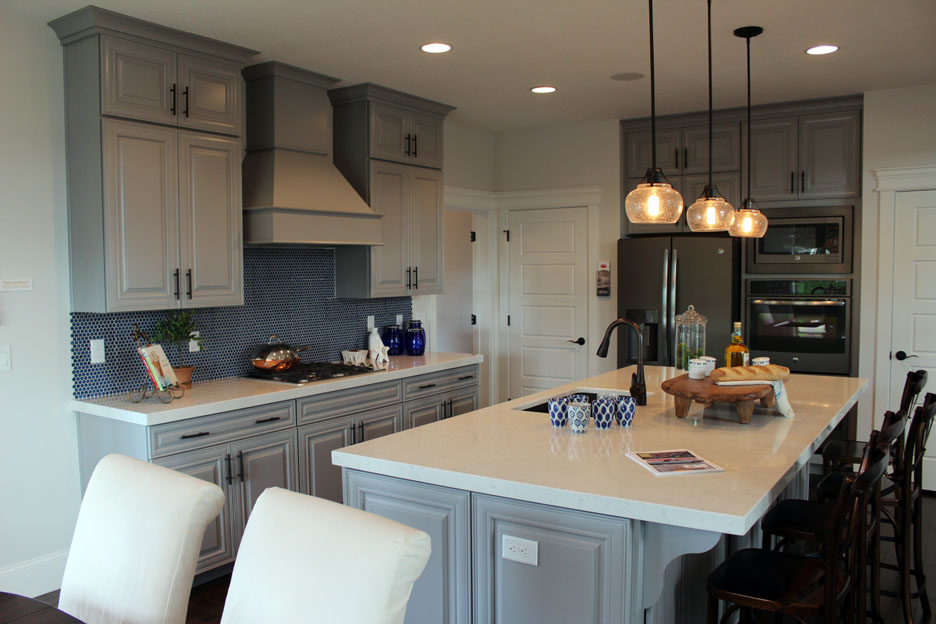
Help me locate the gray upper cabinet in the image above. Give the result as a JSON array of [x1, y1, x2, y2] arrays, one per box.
[[50, 6, 256, 312], [370, 102, 410, 163], [102, 36, 177, 125], [625, 123, 739, 179], [411, 168, 444, 294], [369, 161, 411, 297], [410, 113, 445, 169], [744, 110, 860, 202], [178, 132, 243, 307]]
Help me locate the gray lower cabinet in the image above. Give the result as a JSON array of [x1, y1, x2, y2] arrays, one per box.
[[744, 110, 860, 201], [155, 428, 298, 573], [404, 382, 481, 429], [473, 494, 630, 624], [345, 471, 471, 624]]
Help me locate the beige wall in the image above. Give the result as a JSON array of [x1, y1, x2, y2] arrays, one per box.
[[857, 83, 936, 438], [0, 10, 81, 595], [494, 119, 622, 372], [443, 120, 496, 191]]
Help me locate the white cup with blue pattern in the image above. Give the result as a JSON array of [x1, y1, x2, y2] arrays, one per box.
[[548, 396, 569, 428], [592, 398, 616, 429], [567, 393, 590, 404], [617, 395, 636, 427], [568, 402, 590, 434]]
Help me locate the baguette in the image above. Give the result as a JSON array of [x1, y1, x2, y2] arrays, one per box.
[[710, 364, 790, 382]]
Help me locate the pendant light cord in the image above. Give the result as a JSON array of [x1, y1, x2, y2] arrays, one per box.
[[707, 0, 713, 188], [745, 34, 752, 202], [649, 0, 657, 176]]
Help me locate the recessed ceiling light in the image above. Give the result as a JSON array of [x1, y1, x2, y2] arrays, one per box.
[[420, 42, 452, 54], [530, 86, 557, 94], [610, 72, 644, 82], [806, 44, 838, 55]]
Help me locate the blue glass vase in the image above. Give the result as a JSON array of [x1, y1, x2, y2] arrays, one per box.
[[382, 325, 403, 356], [405, 320, 426, 356]]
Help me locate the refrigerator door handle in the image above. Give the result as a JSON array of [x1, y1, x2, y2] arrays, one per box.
[[660, 248, 670, 364], [669, 248, 678, 363]]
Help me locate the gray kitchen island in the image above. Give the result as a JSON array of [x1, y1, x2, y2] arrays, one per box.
[[333, 365, 867, 624]]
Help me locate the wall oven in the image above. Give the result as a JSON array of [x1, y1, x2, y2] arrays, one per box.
[[746, 206, 853, 274], [745, 279, 851, 374]]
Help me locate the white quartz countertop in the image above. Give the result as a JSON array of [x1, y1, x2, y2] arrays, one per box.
[[71, 353, 482, 426], [333, 366, 867, 535]]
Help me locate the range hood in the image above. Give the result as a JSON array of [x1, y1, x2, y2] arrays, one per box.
[[242, 61, 382, 246]]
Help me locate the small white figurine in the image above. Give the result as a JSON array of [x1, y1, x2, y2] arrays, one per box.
[[367, 327, 390, 370]]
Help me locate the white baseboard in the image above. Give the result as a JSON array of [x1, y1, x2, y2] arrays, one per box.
[[924, 456, 936, 493], [0, 549, 68, 597]]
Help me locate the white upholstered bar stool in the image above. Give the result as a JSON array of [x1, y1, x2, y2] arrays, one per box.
[[220, 487, 431, 624], [58, 454, 225, 624]]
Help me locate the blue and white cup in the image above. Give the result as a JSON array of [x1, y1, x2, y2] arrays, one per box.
[[688, 358, 707, 380], [752, 356, 770, 366], [617, 395, 636, 427], [592, 398, 616, 429], [548, 396, 569, 428], [568, 402, 590, 434], [567, 393, 590, 404]]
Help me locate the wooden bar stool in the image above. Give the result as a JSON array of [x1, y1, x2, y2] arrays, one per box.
[[707, 443, 890, 624]]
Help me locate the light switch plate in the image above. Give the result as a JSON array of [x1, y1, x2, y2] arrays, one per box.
[[502, 534, 538, 566], [0, 345, 11, 372], [189, 331, 201, 352], [90, 339, 105, 364], [396, 314, 404, 325], [367, 315, 375, 331]]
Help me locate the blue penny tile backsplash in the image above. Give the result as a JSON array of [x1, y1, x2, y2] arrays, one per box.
[[71, 247, 412, 398]]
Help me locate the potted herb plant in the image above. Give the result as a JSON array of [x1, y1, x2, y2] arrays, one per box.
[[153, 310, 203, 388]]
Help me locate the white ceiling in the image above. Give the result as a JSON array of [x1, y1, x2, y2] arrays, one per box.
[[10, 0, 936, 132]]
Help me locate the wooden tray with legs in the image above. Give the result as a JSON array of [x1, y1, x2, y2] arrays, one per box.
[[660, 374, 776, 424]]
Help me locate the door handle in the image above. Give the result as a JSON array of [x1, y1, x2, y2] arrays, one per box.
[[895, 351, 918, 361], [567, 337, 586, 345]]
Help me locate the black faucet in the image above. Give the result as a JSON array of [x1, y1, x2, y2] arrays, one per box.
[[596, 318, 647, 406]]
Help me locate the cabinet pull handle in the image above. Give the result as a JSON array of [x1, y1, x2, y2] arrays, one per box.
[[183, 86, 190, 117], [674, 148, 679, 169], [684, 147, 688, 168], [405, 133, 411, 156], [349, 424, 355, 444], [413, 266, 418, 289], [419, 383, 437, 389], [790, 171, 795, 194], [186, 269, 193, 299], [255, 416, 282, 424], [413, 134, 418, 158], [358, 422, 364, 441], [406, 267, 412, 290], [173, 269, 180, 299], [224, 454, 232, 485], [170, 83, 177, 115], [458, 375, 474, 381], [447, 399, 454, 418], [441, 400, 447, 419], [237, 451, 245, 482], [181, 431, 209, 439], [800, 171, 805, 193]]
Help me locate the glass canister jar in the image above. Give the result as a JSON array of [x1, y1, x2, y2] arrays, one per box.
[[405, 320, 426, 356], [674, 305, 707, 371], [382, 324, 403, 356]]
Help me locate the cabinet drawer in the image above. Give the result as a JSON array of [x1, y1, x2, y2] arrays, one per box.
[[149, 400, 296, 458], [297, 380, 402, 424], [403, 365, 480, 400]]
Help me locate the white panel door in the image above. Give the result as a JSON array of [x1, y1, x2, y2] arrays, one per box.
[[890, 190, 936, 489], [436, 209, 476, 355], [508, 207, 588, 399]]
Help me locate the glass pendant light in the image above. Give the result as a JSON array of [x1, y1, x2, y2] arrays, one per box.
[[625, 0, 684, 224], [729, 26, 768, 238], [687, 0, 735, 231]]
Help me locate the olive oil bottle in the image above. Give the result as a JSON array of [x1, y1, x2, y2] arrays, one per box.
[[725, 321, 750, 367]]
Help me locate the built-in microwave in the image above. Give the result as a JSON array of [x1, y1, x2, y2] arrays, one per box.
[[746, 206, 853, 274]]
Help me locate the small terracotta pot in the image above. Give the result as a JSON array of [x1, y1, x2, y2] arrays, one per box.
[[173, 366, 194, 389]]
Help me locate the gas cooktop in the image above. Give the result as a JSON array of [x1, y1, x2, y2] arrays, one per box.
[[246, 362, 372, 384]]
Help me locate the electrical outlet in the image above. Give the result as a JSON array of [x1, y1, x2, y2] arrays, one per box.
[[188, 331, 201, 352], [0, 345, 11, 372], [396, 314, 403, 326], [502, 535, 538, 566], [367, 315, 375, 331], [90, 339, 105, 364]]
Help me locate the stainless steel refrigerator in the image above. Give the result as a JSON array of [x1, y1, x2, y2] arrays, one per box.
[[617, 236, 740, 368]]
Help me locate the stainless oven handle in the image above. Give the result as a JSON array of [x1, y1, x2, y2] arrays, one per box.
[[669, 249, 678, 360], [660, 249, 669, 363], [749, 299, 846, 306]]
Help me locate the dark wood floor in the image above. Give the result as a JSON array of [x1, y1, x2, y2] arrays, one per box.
[[34, 495, 936, 623]]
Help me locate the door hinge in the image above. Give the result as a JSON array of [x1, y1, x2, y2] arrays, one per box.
[[507, 315, 511, 326], [471, 314, 477, 325], [503, 229, 510, 242], [470, 231, 477, 242]]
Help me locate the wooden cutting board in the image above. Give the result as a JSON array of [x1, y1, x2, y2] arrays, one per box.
[[660, 374, 776, 424]]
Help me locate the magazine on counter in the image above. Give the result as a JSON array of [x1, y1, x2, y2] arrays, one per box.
[[626, 449, 724, 476]]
